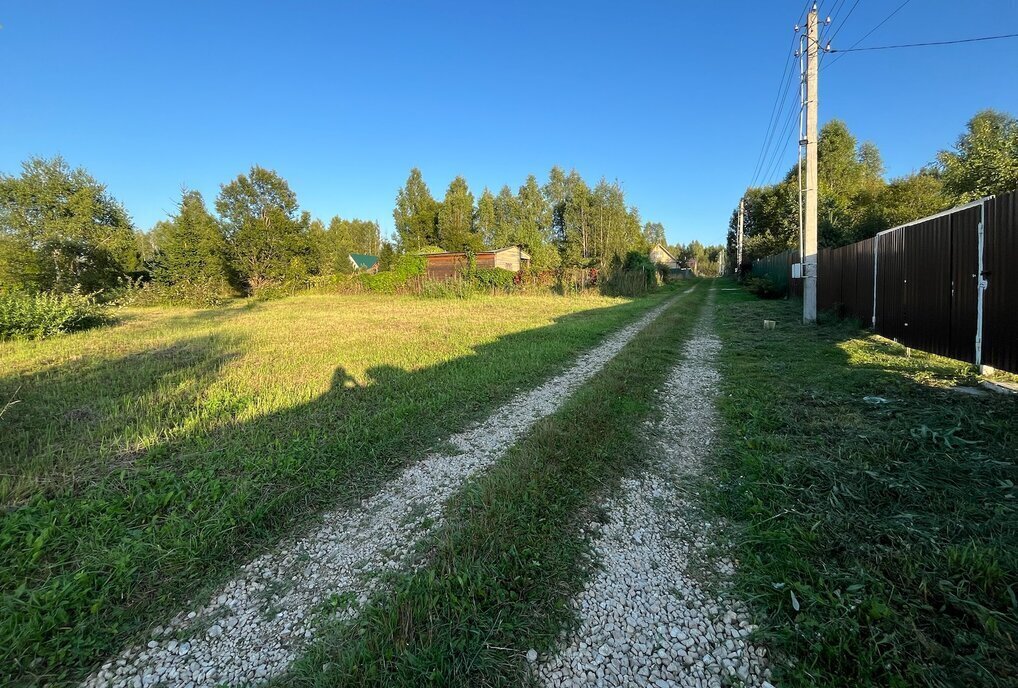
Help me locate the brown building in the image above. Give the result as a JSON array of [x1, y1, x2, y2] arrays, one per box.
[[423, 246, 531, 280]]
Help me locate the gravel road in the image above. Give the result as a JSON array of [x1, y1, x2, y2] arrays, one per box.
[[536, 288, 773, 688], [82, 292, 688, 688]]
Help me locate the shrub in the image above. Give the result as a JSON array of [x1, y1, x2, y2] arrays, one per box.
[[360, 255, 426, 294], [116, 277, 232, 308], [0, 289, 109, 340], [471, 268, 516, 293], [744, 276, 783, 299]]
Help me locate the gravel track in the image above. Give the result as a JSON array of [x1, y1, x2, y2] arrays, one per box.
[[82, 292, 688, 688], [536, 288, 773, 688]]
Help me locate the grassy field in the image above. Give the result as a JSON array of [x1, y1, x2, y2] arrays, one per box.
[[280, 286, 708, 687], [711, 283, 1017, 686], [0, 289, 676, 686]]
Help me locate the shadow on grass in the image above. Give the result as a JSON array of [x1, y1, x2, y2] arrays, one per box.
[[710, 287, 1017, 686], [0, 293, 663, 687]]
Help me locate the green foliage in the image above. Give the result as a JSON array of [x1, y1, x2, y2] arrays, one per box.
[[712, 288, 1018, 686], [359, 254, 425, 294], [393, 168, 440, 251], [0, 289, 109, 340], [215, 166, 316, 293], [938, 109, 1018, 202], [150, 190, 230, 289], [471, 267, 516, 292], [437, 176, 482, 252], [730, 109, 1018, 263], [744, 275, 781, 299], [116, 277, 230, 309], [0, 157, 139, 293], [319, 217, 382, 274]]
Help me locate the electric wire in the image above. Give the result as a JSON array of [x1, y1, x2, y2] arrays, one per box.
[[829, 32, 1018, 52], [825, 0, 912, 68]]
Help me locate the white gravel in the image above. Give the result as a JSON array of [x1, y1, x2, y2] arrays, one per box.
[[82, 292, 688, 688], [536, 288, 774, 688]]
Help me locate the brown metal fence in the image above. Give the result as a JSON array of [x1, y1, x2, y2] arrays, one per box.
[[751, 189, 1018, 373]]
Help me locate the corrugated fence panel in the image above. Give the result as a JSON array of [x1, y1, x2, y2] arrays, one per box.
[[983, 189, 1018, 373], [751, 190, 1015, 372], [876, 229, 906, 344], [903, 216, 953, 357], [950, 206, 981, 364]]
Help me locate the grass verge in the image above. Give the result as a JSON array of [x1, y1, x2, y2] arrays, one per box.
[[0, 289, 679, 686], [710, 282, 1017, 686], [279, 286, 708, 687]]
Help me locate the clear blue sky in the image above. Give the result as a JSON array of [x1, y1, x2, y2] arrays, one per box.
[[2, 1, 1016, 247]]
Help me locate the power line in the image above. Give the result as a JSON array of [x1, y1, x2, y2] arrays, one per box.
[[829, 32, 1018, 53], [748, 0, 815, 188], [823, 0, 861, 48], [825, 0, 912, 68]]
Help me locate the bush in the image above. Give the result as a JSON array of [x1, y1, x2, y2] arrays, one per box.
[[0, 289, 109, 340], [360, 255, 426, 294], [744, 276, 783, 299], [471, 268, 516, 293], [116, 277, 232, 308]]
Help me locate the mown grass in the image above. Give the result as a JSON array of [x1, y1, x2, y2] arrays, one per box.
[[279, 286, 708, 687], [0, 290, 676, 687], [710, 282, 1017, 687]]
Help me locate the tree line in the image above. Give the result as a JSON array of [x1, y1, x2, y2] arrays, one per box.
[[729, 109, 1018, 267], [393, 166, 665, 271], [0, 161, 676, 298]]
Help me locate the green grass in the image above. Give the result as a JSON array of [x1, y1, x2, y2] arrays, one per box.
[[710, 282, 1018, 687], [0, 289, 677, 686], [278, 286, 708, 687]]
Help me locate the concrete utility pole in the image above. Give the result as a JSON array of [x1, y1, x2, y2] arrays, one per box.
[[803, 4, 819, 323], [736, 197, 745, 277]]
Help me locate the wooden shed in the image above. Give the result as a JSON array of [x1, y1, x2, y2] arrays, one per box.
[[423, 246, 531, 280]]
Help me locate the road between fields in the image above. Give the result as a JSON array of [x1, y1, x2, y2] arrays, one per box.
[[536, 287, 775, 688], [82, 288, 696, 688]]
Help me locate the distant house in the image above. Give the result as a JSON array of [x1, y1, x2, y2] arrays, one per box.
[[649, 243, 680, 270], [349, 253, 380, 274], [423, 246, 531, 280]]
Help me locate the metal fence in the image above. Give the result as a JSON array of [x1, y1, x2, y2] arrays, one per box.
[[751, 189, 1017, 373]]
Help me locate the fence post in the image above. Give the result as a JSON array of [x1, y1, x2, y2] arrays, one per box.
[[975, 199, 987, 368], [871, 233, 879, 329]]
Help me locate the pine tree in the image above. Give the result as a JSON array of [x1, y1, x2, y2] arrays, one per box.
[[153, 190, 230, 288]]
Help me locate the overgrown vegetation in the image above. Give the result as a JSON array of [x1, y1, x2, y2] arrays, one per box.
[[0, 290, 672, 686], [0, 290, 109, 340], [711, 285, 1017, 686], [282, 285, 705, 687]]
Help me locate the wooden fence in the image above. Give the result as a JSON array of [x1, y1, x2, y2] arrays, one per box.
[[751, 189, 1017, 373]]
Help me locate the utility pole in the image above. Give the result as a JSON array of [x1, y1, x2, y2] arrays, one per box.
[[736, 197, 744, 277], [803, 4, 819, 323]]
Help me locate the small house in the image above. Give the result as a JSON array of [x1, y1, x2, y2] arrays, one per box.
[[649, 243, 680, 270], [423, 246, 531, 280], [349, 253, 380, 274]]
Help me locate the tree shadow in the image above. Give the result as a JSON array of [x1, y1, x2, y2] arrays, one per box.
[[0, 295, 655, 686]]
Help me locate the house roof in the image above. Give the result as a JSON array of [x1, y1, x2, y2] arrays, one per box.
[[651, 243, 677, 261], [349, 253, 379, 270]]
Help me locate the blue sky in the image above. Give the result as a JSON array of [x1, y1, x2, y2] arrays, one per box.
[[1, 1, 1016, 246]]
